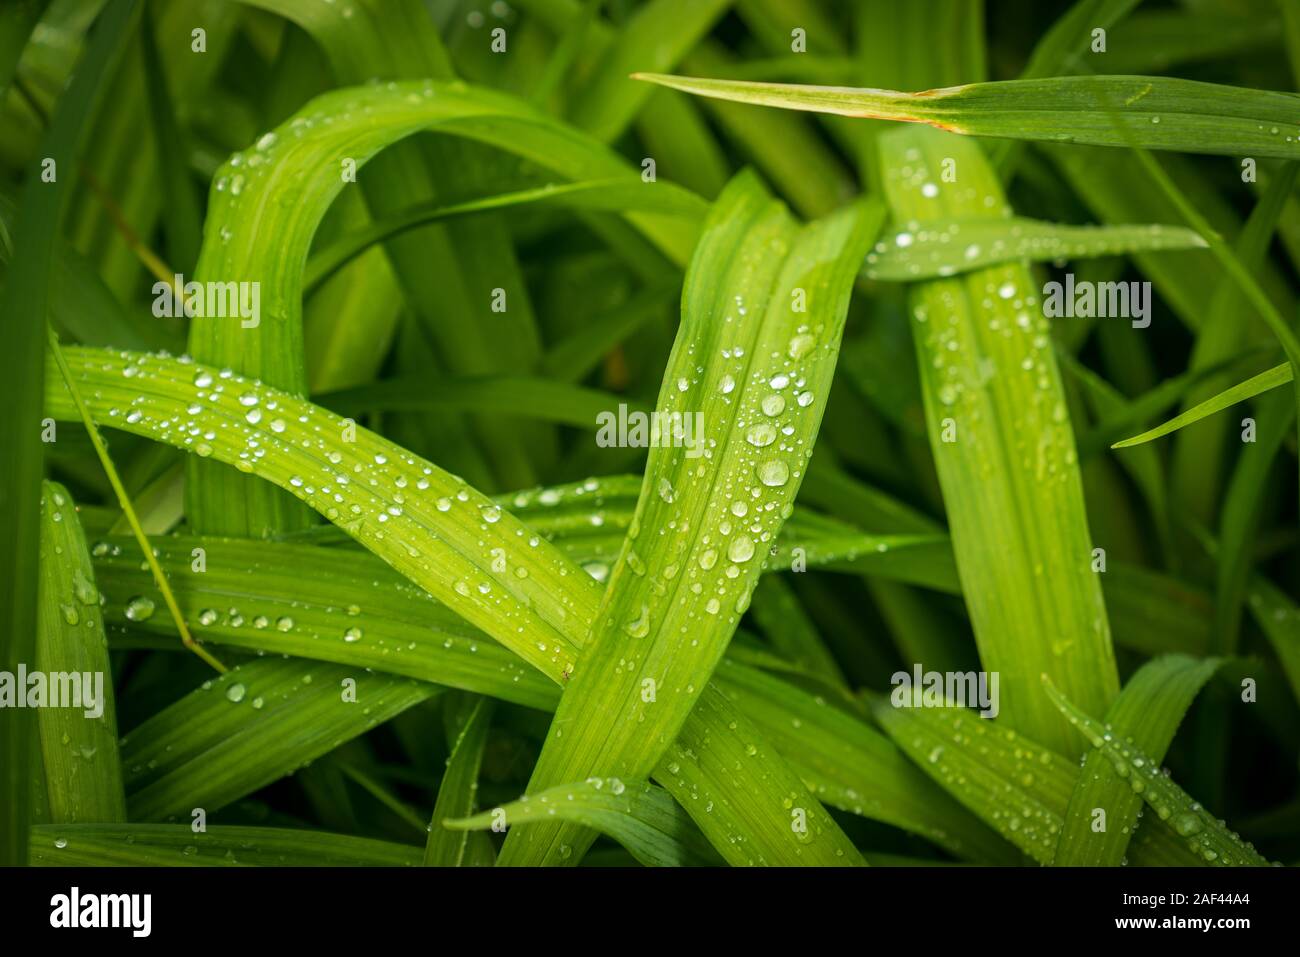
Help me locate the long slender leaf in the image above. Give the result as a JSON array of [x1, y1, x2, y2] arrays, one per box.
[[0, 0, 138, 867], [500, 174, 881, 865], [424, 696, 494, 866], [877, 125, 1118, 753], [1113, 362, 1292, 448], [1052, 655, 1220, 866], [36, 481, 126, 824], [450, 778, 722, 867], [1043, 676, 1272, 866], [30, 823, 421, 866], [864, 217, 1205, 282], [635, 72, 1300, 159]]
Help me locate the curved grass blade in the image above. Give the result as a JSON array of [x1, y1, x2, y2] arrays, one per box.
[[187, 78, 702, 536], [878, 125, 1118, 754], [92, 531, 1006, 860], [987, 0, 1142, 174], [49, 329, 226, 673], [498, 175, 882, 866], [871, 696, 1203, 866], [1043, 676, 1272, 865], [424, 696, 494, 867], [864, 217, 1205, 282], [1073, 349, 1268, 456], [44, 347, 861, 866], [714, 659, 1018, 863], [95, 536, 559, 712], [1112, 363, 1291, 448], [0, 0, 138, 866], [30, 823, 421, 867], [303, 180, 706, 296], [634, 72, 1300, 159], [123, 659, 437, 821], [449, 778, 722, 867], [872, 696, 1072, 863], [1052, 655, 1220, 866], [36, 482, 125, 824]]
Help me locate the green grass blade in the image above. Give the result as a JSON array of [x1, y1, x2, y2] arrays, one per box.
[[872, 697, 1073, 863], [1052, 655, 1220, 866], [122, 658, 437, 821], [45, 345, 866, 866], [187, 78, 701, 537], [0, 0, 138, 866], [498, 174, 882, 866], [1170, 162, 1299, 527], [95, 534, 559, 710], [635, 72, 1300, 159], [747, 575, 845, 689], [1112, 363, 1292, 448], [90, 529, 1004, 859], [863, 217, 1206, 282], [318, 376, 647, 429], [30, 823, 421, 866], [1216, 390, 1295, 655], [714, 659, 1018, 863], [449, 778, 722, 867], [567, 0, 731, 143], [872, 696, 1203, 866], [137, 6, 200, 271], [878, 125, 1118, 753], [424, 696, 493, 866], [1248, 577, 1300, 705], [1043, 676, 1272, 866], [37, 482, 126, 824], [303, 180, 704, 295]]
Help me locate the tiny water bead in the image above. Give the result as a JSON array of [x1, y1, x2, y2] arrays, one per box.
[[225, 683, 246, 703], [124, 596, 156, 622]]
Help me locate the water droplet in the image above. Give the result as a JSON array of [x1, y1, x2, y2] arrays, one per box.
[[787, 334, 815, 359], [757, 460, 790, 487], [624, 604, 650, 638], [746, 422, 777, 447], [72, 569, 98, 605], [225, 683, 246, 703], [124, 596, 156, 622], [343, 626, 363, 642], [761, 394, 785, 417], [727, 535, 755, 563]]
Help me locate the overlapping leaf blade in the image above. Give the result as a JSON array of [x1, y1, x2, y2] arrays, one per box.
[[498, 173, 881, 865]]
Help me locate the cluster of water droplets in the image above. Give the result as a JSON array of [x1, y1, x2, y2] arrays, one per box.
[[887, 145, 1076, 488], [900, 708, 1065, 861], [76, 349, 593, 683], [1059, 705, 1269, 865], [615, 294, 830, 653], [864, 219, 1192, 281]]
